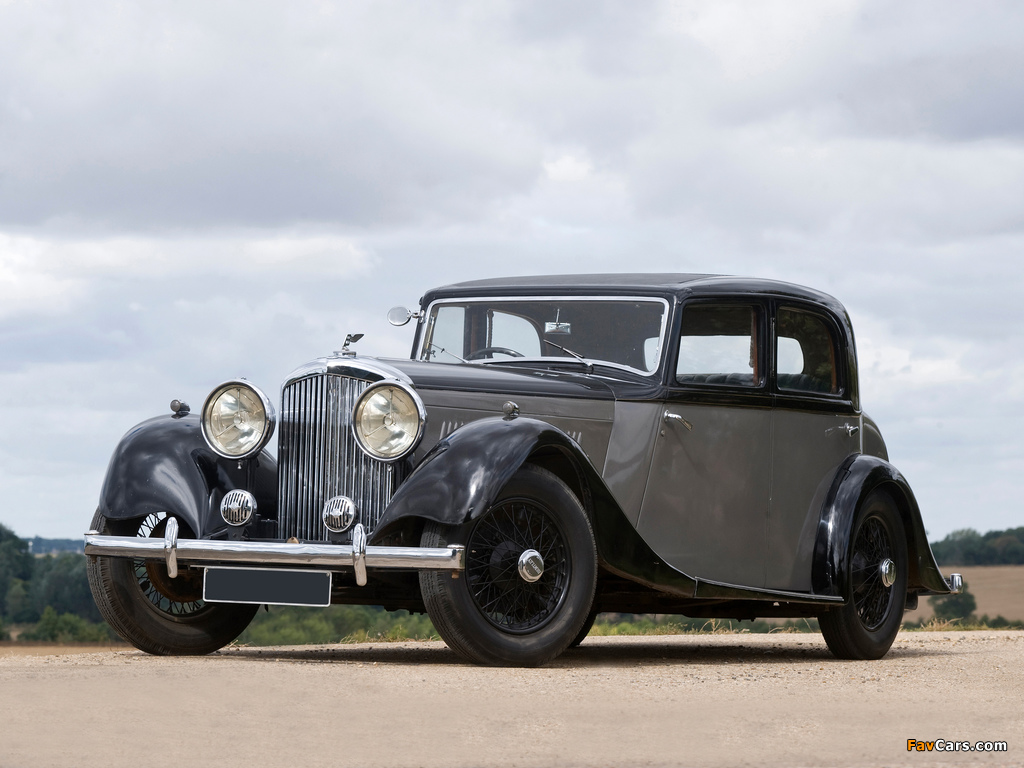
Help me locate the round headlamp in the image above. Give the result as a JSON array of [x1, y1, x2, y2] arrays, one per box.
[[201, 380, 276, 459], [352, 382, 425, 461]]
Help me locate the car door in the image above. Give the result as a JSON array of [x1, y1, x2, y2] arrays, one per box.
[[766, 303, 861, 591], [636, 300, 772, 588]]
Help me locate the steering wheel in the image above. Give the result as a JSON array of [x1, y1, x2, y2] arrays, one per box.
[[467, 346, 524, 360]]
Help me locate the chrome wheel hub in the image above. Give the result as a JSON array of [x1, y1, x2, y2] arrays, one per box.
[[879, 558, 896, 588], [517, 549, 545, 583]]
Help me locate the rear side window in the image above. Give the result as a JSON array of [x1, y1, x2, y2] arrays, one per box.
[[776, 308, 839, 395], [676, 304, 763, 387]]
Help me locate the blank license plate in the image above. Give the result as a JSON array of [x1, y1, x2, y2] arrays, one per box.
[[203, 567, 332, 607]]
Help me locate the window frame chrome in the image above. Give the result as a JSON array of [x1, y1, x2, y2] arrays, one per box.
[[417, 295, 672, 378]]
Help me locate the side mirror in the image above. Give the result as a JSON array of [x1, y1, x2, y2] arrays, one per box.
[[388, 306, 422, 327], [388, 307, 412, 327]]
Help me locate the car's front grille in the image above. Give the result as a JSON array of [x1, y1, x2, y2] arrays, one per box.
[[277, 373, 407, 541]]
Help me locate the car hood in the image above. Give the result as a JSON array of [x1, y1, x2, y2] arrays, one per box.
[[378, 358, 618, 401]]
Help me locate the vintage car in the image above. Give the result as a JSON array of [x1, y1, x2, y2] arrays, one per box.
[[85, 274, 961, 666]]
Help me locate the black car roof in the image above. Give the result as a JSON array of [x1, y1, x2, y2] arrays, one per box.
[[424, 273, 844, 310]]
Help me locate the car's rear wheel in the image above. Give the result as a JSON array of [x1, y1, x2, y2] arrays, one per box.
[[87, 510, 258, 655], [820, 489, 908, 660], [420, 465, 597, 666]]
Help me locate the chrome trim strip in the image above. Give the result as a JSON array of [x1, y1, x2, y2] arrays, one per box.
[[85, 532, 465, 574], [418, 295, 672, 377], [283, 357, 415, 391], [694, 577, 845, 604]]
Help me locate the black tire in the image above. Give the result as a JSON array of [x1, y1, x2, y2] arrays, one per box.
[[420, 465, 597, 666], [820, 489, 908, 660], [87, 510, 258, 655], [568, 606, 599, 648]]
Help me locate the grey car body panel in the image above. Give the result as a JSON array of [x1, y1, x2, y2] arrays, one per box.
[[413, 390, 614, 471], [638, 402, 772, 587], [381, 357, 622, 399], [861, 412, 888, 460], [600, 401, 664, 526], [767, 410, 860, 591]]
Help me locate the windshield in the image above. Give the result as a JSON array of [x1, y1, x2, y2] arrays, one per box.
[[417, 296, 669, 375]]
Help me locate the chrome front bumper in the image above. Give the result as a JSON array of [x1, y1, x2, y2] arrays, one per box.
[[84, 520, 464, 587]]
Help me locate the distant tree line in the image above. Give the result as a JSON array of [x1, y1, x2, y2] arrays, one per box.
[[0, 523, 106, 641], [930, 527, 1024, 565]]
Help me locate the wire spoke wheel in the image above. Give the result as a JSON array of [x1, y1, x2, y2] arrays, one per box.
[[466, 499, 569, 633], [419, 465, 597, 666], [819, 489, 907, 660], [87, 509, 257, 655], [134, 513, 207, 618], [849, 516, 894, 631]]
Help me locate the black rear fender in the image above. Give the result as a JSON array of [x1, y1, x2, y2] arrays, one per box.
[[812, 454, 949, 599]]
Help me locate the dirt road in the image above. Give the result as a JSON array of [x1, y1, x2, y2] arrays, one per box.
[[1, 631, 1021, 768]]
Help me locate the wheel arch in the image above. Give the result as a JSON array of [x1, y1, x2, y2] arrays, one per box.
[[99, 414, 277, 539], [812, 454, 950, 600], [371, 416, 698, 598]]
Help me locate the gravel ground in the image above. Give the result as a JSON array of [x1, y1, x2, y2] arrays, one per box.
[[0, 631, 1021, 768]]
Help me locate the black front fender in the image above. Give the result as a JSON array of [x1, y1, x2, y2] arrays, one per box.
[[371, 416, 697, 598], [812, 454, 949, 599], [98, 414, 277, 538], [372, 417, 574, 534]]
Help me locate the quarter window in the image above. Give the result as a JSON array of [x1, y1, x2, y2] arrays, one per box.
[[676, 304, 763, 387], [776, 308, 839, 394]]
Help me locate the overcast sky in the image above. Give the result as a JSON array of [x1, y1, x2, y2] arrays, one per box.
[[2, 0, 1022, 541]]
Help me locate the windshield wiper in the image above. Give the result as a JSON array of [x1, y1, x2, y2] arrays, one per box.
[[543, 340, 593, 373], [424, 343, 467, 363], [543, 339, 586, 360]]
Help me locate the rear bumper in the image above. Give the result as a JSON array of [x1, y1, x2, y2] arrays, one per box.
[[84, 520, 464, 587]]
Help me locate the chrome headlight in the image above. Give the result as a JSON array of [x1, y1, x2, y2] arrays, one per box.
[[201, 380, 276, 459], [352, 381, 425, 461]]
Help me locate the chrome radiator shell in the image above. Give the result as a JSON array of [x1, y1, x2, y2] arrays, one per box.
[[277, 372, 408, 541]]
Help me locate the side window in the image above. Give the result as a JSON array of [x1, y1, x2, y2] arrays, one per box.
[[422, 305, 466, 361], [676, 304, 763, 387], [776, 308, 839, 394]]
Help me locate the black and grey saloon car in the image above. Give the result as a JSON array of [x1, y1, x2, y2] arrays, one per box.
[[85, 274, 961, 665]]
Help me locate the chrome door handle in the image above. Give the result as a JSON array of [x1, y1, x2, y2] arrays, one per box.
[[827, 423, 860, 437], [664, 411, 693, 431]]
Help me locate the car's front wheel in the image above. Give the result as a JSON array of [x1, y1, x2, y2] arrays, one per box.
[[819, 489, 908, 660], [87, 510, 258, 655], [420, 465, 597, 666]]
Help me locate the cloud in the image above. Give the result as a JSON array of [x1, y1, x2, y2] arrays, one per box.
[[1, 0, 1023, 538]]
